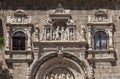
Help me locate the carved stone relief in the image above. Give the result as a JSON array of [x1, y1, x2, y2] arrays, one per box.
[[45, 68, 74, 79], [39, 25, 81, 41], [6, 10, 31, 24]]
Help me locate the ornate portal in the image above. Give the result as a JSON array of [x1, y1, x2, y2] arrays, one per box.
[[45, 68, 74, 79]]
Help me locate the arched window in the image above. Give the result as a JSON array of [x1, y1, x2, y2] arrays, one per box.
[[12, 31, 25, 50], [94, 31, 107, 50]]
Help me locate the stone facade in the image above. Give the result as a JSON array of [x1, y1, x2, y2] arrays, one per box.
[[0, 0, 120, 79]]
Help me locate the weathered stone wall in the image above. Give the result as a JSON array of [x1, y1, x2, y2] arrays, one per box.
[[0, 0, 120, 79]]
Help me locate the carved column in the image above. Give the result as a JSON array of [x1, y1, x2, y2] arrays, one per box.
[[5, 27, 10, 51], [109, 26, 114, 49], [27, 30, 31, 51], [88, 26, 92, 50], [35, 28, 39, 42]]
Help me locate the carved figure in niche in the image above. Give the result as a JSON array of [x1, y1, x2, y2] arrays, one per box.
[[81, 25, 86, 41], [40, 32, 45, 41], [52, 31, 56, 40], [64, 28, 69, 40], [46, 29, 51, 40], [98, 16, 103, 22], [69, 29, 74, 40], [61, 27, 65, 40], [55, 26, 61, 40]]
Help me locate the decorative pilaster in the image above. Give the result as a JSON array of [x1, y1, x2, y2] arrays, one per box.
[[108, 26, 114, 50], [27, 30, 31, 51], [88, 26, 92, 50], [5, 27, 10, 51]]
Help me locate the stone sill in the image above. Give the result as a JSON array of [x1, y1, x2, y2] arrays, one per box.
[[87, 49, 115, 54], [87, 22, 113, 25], [87, 58, 116, 62], [5, 50, 33, 54], [5, 59, 33, 63]]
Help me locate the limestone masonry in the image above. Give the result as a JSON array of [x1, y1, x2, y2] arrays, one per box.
[[0, 0, 120, 79]]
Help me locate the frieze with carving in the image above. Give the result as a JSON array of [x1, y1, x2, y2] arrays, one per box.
[[40, 25, 81, 41]]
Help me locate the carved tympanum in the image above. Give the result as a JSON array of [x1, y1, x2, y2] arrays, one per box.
[[45, 68, 74, 79]]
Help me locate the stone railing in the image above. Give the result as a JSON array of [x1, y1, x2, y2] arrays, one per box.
[[6, 16, 32, 24], [88, 15, 112, 23]]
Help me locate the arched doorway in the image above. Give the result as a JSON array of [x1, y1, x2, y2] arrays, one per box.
[[30, 53, 93, 79], [35, 58, 85, 79]]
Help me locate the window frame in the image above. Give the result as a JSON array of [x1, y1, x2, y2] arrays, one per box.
[[93, 31, 108, 50], [12, 31, 26, 51]]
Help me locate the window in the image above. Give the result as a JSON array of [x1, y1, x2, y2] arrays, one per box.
[[12, 31, 25, 50], [94, 31, 107, 50]]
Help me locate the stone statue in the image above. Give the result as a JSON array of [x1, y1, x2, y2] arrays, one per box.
[[61, 27, 65, 40], [69, 29, 74, 40], [52, 31, 56, 40], [81, 25, 86, 41], [76, 32, 80, 40], [55, 26, 60, 40], [46, 29, 51, 40], [64, 28, 69, 40]]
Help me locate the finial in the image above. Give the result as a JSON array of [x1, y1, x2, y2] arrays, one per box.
[[57, 3, 63, 8]]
